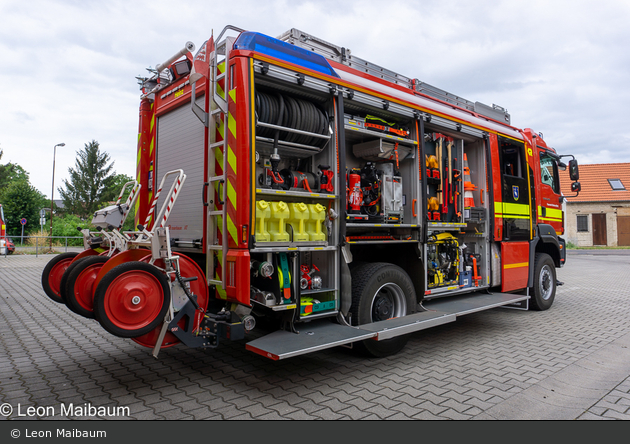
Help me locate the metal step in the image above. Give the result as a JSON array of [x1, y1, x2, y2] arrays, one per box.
[[246, 291, 530, 360], [245, 310, 455, 360], [246, 322, 376, 361], [422, 291, 529, 315], [357, 310, 455, 340]]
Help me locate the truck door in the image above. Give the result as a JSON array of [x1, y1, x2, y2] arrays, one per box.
[[498, 137, 530, 291], [537, 149, 563, 234]]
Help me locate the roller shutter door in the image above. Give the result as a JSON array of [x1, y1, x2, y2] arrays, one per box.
[[155, 101, 205, 249]]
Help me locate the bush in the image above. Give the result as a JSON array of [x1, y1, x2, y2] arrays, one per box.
[[566, 241, 577, 249], [51, 214, 93, 246]]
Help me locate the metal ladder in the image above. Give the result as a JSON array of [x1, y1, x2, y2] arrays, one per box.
[[205, 26, 244, 289]]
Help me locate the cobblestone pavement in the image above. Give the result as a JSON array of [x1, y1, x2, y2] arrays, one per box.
[[1, 252, 629, 420]]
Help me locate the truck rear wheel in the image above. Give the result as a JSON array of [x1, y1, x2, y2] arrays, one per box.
[[530, 253, 556, 311], [350, 262, 416, 358]]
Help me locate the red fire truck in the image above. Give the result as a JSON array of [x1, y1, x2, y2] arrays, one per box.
[[42, 26, 581, 359]]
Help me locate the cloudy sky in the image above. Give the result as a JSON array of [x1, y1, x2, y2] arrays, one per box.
[[1, 0, 629, 198]]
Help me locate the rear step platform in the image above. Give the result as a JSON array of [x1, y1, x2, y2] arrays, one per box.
[[246, 291, 529, 360]]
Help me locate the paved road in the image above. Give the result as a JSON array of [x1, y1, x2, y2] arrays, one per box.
[[1, 251, 629, 420]]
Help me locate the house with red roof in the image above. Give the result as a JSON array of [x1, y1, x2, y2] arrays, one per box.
[[559, 163, 630, 247]]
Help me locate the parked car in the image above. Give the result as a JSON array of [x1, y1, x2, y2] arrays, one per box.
[[1, 237, 15, 254]]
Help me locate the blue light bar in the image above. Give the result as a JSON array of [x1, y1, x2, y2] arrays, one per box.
[[233, 32, 340, 78]]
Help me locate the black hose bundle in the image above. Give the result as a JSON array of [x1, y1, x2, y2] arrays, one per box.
[[255, 91, 328, 148]]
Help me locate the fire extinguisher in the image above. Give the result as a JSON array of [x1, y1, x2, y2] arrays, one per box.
[[348, 171, 362, 213]]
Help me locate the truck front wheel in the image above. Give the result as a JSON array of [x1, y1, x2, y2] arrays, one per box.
[[530, 253, 556, 311], [350, 262, 416, 358]]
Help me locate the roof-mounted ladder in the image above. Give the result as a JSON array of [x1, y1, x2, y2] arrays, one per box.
[[277, 28, 511, 125]]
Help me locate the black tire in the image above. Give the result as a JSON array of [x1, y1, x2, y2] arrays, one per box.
[[530, 253, 556, 311], [93, 261, 171, 338], [59, 256, 92, 304], [350, 262, 417, 358], [41, 252, 79, 303], [65, 256, 110, 318]]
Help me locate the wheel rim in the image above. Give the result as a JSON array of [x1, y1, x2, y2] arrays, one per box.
[[371, 283, 407, 322], [74, 263, 105, 311], [539, 265, 554, 301], [133, 253, 209, 349], [103, 270, 165, 331], [49, 258, 74, 296]]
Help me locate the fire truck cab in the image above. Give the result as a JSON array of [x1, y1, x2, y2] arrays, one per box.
[[128, 26, 581, 359]]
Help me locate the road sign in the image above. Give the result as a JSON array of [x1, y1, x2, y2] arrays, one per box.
[[20, 218, 27, 225]]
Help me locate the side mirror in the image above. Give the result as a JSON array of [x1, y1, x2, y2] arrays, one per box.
[[571, 182, 581, 193], [569, 159, 579, 181]]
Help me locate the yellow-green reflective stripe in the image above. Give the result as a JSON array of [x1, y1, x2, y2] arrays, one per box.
[[503, 202, 530, 216], [228, 115, 237, 140], [215, 146, 224, 167], [217, 215, 237, 244], [227, 215, 238, 244], [216, 62, 226, 100], [227, 181, 236, 209], [217, 118, 225, 138], [227, 146, 237, 174], [215, 250, 227, 299], [494, 202, 502, 215], [538, 206, 562, 219], [495, 202, 531, 219]]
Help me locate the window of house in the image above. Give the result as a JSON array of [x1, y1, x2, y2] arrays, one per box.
[[608, 179, 625, 191], [577, 214, 588, 232]]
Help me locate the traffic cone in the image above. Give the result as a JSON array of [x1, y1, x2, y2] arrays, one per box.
[[463, 153, 476, 208]]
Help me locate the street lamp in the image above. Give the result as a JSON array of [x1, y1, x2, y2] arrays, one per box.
[[50, 143, 65, 249]]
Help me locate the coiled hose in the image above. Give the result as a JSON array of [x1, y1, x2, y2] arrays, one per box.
[[255, 91, 329, 148]]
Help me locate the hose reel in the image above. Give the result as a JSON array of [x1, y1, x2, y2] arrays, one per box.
[[255, 90, 329, 149]]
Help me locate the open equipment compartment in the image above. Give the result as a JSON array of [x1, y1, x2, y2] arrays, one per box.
[[422, 122, 491, 299], [250, 64, 341, 322], [343, 98, 421, 247]]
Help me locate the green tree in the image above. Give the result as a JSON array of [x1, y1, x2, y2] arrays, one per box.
[[100, 173, 135, 203], [1, 180, 48, 235], [58, 140, 115, 219], [0, 149, 30, 197]]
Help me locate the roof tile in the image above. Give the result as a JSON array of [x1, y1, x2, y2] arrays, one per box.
[[559, 162, 630, 202]]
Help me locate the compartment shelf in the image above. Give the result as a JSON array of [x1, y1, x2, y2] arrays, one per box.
[[345, 239, 419, 245], [301, 287, 335, 295], [252, 300, 297, 312], [251, 245, 337, 253], [428, 222, 467, 230], [346, 223, 419, 228], [345, 125, 418, 145], [256, 188, 337, 200]]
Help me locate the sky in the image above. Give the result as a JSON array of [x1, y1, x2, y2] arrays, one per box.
[[1, 0, 629, 199]]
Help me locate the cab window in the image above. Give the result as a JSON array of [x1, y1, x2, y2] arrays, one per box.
[[539, 152, 559, 193]]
